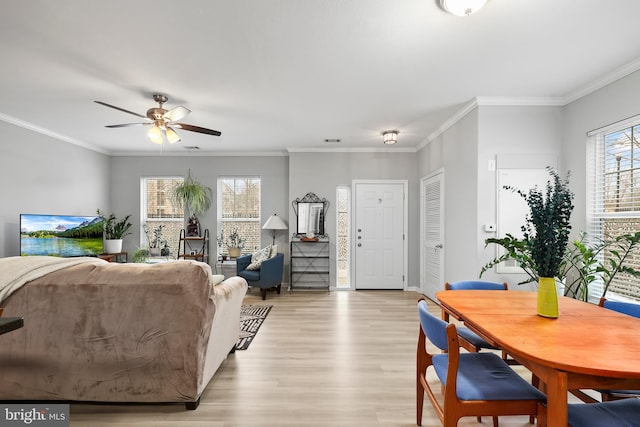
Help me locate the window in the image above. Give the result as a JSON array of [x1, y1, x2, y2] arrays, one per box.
[[141, 177, 184, 254], [336, 186, 351, 288], [217, 177, 261, 258], [588, 123, 640, 301]]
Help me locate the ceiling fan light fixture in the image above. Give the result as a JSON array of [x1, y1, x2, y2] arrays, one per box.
[[382, 130, 399, 145], [438, 0, 487, 16], [166, 127, 181, 144], [148, 125, 164, 144]]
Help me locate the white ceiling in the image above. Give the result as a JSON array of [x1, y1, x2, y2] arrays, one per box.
[[2, 0, 640, 155]]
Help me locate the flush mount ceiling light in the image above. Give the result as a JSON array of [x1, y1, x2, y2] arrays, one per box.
[[438, 0, 487, 16], [382, 130, 399, 145]]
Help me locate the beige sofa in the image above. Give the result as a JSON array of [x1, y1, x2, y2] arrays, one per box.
[[0, 258, 247, 409]]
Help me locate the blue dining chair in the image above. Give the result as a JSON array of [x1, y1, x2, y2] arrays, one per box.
[[568, 398, 640, 427], [416, 299, 546, 427], [443, 281, 511, 359], [598, 298, 640, 402]]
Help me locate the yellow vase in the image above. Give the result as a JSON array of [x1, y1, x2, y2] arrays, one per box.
[[537, 277, 559, 318]]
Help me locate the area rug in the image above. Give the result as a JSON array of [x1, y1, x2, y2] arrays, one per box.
[[235, 304, 272, 350]]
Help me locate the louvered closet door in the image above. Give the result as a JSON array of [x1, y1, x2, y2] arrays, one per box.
[[421, 172, 444, 301]]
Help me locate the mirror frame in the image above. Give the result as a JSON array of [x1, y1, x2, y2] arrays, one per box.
[[292, 192, 330, 237]]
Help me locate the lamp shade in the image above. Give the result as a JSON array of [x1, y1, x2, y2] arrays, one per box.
[[262, 214, 288, 230], [147, 126, 164, 144]]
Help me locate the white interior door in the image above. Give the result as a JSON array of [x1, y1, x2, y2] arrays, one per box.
[[421, 171, 444, 301], [353, 181, 406, 290]]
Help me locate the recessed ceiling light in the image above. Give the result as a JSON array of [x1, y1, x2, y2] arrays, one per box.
[[438, 0, 487, 16]]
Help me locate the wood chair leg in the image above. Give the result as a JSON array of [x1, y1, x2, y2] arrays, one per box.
[[260, 288, 267, 300]]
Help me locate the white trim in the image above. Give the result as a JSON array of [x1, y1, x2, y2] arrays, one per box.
[[565, 57, 640, 105], [0, 112, 109, 155]]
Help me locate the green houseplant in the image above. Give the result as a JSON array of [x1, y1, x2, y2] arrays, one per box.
[[563, 231, 640, 301], [97, 209, 132, 254], [484, 167, 574, 317], [224, 228, 245, 258], [172, 169, 212, 236]]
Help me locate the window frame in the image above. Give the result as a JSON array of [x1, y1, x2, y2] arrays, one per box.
[[216, 176, 261, 259]]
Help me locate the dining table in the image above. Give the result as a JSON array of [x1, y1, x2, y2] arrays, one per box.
[[436, 290, 640, 427]]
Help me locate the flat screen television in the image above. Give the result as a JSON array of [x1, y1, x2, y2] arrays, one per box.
[[20, 214, 104, 257]]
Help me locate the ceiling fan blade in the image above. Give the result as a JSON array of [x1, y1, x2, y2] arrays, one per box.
[[94, 100, 147, 119], [164, 106, 190, 123], [105, 122, 150, 128], [174, 123, 222, 136]]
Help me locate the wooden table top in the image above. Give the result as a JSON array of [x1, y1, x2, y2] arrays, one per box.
[[437, 290, 640, 379]]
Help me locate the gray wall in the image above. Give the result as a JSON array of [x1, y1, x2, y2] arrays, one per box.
[[563, 69, 640, 233], [0, 121, 110, 257], [289, 151, 420, 288], [109, 155, 289, 260], [417, 105, 564, 288]]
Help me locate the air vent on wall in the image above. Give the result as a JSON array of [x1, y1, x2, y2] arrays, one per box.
[[324, 138, 342, 143], [183, 146, 200, 150]]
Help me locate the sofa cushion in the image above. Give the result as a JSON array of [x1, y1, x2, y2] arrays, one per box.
[[211, 274, 225, 285], [246, 245, 272, 270]]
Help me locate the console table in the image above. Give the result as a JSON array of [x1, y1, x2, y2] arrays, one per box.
[[290, 239, 330, 292]]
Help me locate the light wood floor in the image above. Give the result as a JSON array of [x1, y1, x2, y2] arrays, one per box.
[[69, 288, 557, 426]]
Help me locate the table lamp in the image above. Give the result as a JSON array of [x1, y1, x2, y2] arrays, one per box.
[[262, 214, 288, 245]]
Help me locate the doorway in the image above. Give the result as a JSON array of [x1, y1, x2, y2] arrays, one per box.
[[420, 170, 444, 301], [353, 180, 407, 290]]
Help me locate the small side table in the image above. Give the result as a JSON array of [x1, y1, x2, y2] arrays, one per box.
[[0, 317, 24, 335], [99, 252, 128, 263]]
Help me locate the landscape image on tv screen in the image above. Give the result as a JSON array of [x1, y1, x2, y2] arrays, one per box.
[[20, 214, 104, 257]]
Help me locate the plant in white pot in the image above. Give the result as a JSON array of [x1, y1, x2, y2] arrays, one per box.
[[97, 209, 132, 254], [172, 170, 212, 237]]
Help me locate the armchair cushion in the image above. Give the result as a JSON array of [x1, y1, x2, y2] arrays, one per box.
[[246, 245, 272, 270]]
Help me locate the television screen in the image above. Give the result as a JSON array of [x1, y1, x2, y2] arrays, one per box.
[[20, 214, 104, 257]]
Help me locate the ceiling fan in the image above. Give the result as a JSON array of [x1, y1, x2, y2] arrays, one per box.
[[95, 94, 221, 144]]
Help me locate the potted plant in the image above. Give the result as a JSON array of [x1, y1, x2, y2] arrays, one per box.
[[484, 167, 574, 318], [97, 209, 132, 254], [144, 224, 166, 256], [563, 231, 640, 301], [224, 228, 245, 258], [172, 169, 212, 236]]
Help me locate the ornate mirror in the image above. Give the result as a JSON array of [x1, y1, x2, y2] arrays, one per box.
[[292, 192, 329, 237]]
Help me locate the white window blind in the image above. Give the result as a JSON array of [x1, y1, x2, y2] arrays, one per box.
[[587, 125, 640, 301], [217, 176, 261, 257]]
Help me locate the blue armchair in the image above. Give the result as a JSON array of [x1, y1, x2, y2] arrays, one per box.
[[236, 253, 284, 300]]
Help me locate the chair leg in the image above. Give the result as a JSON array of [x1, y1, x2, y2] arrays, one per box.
[[260, 288, 267, 300], [276, 284, 281, 294]]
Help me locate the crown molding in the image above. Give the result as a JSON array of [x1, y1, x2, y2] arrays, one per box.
[[563, 57, 640, 105], [287, 146, 417, 153], [0, 112, 109, 155]]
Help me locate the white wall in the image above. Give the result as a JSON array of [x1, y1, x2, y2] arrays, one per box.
[[0, 121, 110, 257]]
